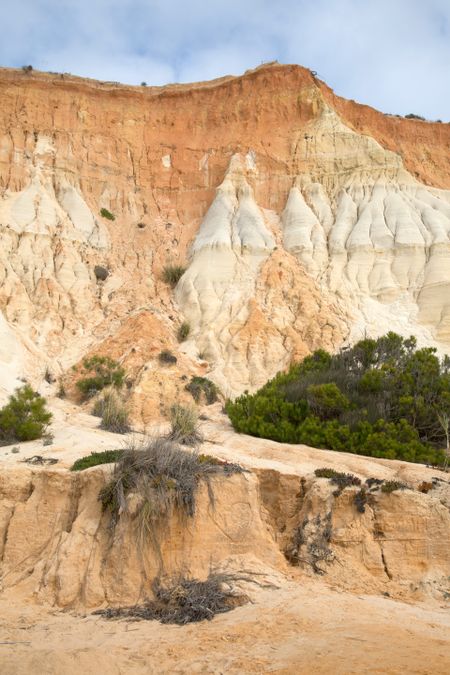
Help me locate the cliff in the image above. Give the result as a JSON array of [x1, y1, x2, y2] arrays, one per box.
[[0, 62, 449, 415]]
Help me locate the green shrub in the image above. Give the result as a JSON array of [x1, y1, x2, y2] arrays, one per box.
[[76, 356, 125, 399], [185, 376, 219, 404], [93, 390, 130, 433], [177, 322, 190, 342], [168, 404, 202, 445], [306, 383, 350, 420], [71, 449, 123, 471], [226, 333, 449, 466], [94, 265, 109, 281], [0, 386, 52, 444], [162, 265, 186, 287], [405, 113, 426, 121], [381, 480, 409, 494], [100, 207, 115, 221], [314, 467, 341, 479], [158, 350, 177, 365]]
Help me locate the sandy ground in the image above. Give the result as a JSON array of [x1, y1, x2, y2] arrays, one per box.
[[1, 579, 449, 674]]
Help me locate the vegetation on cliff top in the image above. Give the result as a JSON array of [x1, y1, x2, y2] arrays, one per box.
[[226, 333, 449, 465]]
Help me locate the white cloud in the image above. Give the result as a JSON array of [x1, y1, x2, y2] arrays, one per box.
[[0, 0, 449, 119]]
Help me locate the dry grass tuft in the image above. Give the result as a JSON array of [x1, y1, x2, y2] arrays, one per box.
[[99, 437, 244, 554], [93, 572, 248, 624], [93, 390, 130, 434], [167, 403, 203, 446]]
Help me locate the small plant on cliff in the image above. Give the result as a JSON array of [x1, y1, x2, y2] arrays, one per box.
[[93, 572, 248, 624], [405, 113, 426, 121], [76, 356, 125, 399], [158, 349, 177, 365], [285, 513, 333, 574], [0, 385, 52, 444], [93, 390, 130, 434], [100, 207, 115, 221], [314, 468, 361, 496], [71, 449, 123, 471], [162, 265, 186, 287], [381, 480, 409, 494], [185, 376, 219, 405], [177, 322, 190, 342], [354, 487, 369, 513], [99, 437, 243, 555], [167, 404, 202, 446]]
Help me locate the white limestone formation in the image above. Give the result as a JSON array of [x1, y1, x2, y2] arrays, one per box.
[[175, 112, 450, 392]]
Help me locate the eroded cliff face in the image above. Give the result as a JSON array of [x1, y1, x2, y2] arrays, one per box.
[[0, 63, 449, 407], [0, 463, 448, 609]]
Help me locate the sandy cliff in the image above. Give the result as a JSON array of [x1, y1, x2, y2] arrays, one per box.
[[0, 62, 449, 409]]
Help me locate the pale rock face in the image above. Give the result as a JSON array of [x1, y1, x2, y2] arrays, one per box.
[[0, 147, 112, 387], [176, 154, 345, 396], [176, 155, 277, 393], [279, 110, 450, 348], [174, 115, 450, 392], [0, 314, 25, 401]]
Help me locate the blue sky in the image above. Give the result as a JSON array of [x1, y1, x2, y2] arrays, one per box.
[[1, 0, 449, 119]]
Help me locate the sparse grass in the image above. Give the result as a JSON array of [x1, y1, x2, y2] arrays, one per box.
[[71, 449, 123, 471], [167, 404, 202, 446], [162, 265, 185, 287], [158, 350, 177, 365], [197, 453, 246, 475], [57, 378, 66, 398], [93, 390, 130, 434], [177, 322, 190, 342], [93, 572, 247, 624], [185, 376, 219, 405], [98, 437, 244, 553], [100, 207, 115, 221]]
